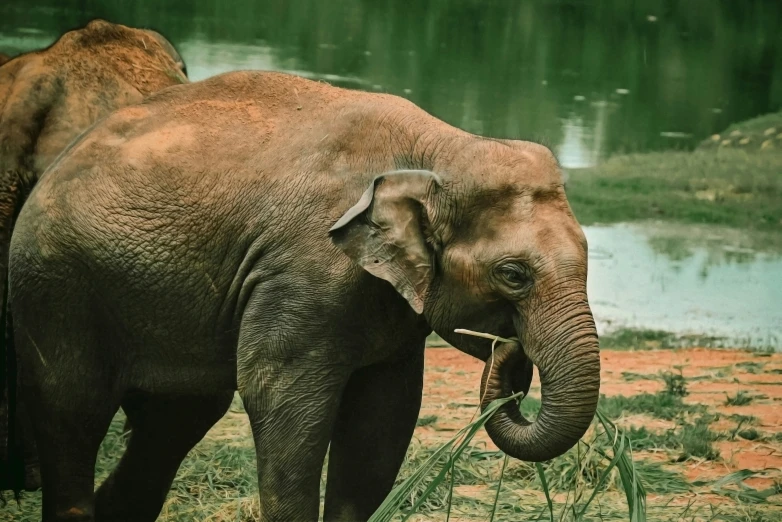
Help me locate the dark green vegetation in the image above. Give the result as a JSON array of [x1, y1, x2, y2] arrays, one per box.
[[699, 111, 782, 152], [598, 329, 682, 350], [661, 370, 688, 397], [567, 101, 782, 232], [737, 428, 760, 441], [598, 371, 722, 462], [416, 415, 438, 427], [597, 327, 778, 352], [626, 420, 719, 461]]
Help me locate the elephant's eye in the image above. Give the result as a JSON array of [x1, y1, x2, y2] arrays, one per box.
[[496, 263, 532, 290]]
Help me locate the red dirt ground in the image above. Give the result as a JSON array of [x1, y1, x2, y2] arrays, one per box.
[[417, 345, 782, 509]]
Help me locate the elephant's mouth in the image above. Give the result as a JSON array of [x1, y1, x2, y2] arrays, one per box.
[[481, 340, 534, 403], [459, 330, 535, 406]]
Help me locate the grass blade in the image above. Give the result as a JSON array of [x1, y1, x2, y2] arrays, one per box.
[[489, 454, 508, 522], [575, 433, 625, 518], [596, 409, 647, 522], [535, 462, 555, 522]]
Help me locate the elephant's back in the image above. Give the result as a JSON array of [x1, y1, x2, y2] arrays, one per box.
[[31, 71, 395, 212], [18, 73, 349, 263], [21, 69, 466, 256]]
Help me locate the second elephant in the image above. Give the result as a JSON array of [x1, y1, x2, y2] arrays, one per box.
[[0, 19, 187, 492]]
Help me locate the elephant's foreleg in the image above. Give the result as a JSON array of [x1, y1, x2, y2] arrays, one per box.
[[323, 346, 425, 522], [238, 332, 349, 522]]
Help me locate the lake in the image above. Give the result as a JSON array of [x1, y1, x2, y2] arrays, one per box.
[[587, 222, 782, 349], [1, 0, 780, 348]]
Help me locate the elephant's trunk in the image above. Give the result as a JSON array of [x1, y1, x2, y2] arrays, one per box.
[[480, 298, 600, 462]]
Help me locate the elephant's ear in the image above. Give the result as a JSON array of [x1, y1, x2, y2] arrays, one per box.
[[329, 170, 442, 314]]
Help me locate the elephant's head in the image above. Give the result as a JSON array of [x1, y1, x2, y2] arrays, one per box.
[[329, 141, 600, 462], [143, 29, 188, 78]]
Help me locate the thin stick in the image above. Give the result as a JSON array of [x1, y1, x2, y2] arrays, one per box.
[[453, 328, 517, 344]]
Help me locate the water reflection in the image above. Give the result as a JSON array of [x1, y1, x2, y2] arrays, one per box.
[[557, 100, 611, 168], [1, 0, 781, 165], [587, 222, 782, 349], [179, 40, 371, 90]]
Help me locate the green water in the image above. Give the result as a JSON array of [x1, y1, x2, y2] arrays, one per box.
[[2, 1, 781, 348], [1, 0, 781, 167]]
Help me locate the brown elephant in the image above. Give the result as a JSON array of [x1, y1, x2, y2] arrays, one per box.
[[0, 19, 187, 493], [9, 70, 600, 521], [0, 54, 11, 67]]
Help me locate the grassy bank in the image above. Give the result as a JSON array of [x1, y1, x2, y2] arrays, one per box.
[[567, 111, 782, 231]]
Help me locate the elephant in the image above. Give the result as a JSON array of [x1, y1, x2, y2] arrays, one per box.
[[0, 19, 187, 493], [9, 70, 601, 521], [0, 54, 10, 67]]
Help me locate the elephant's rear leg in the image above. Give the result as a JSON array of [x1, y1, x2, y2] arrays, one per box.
[[94, 391, 233, 522], [21, 353, 119, 521]]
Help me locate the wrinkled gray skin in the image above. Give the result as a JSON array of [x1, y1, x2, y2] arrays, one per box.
[[10, 71, 600, 521]]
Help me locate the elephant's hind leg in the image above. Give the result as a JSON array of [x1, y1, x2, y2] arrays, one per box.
[[94, 391, 233, 522], [17, 337, 119, 521]]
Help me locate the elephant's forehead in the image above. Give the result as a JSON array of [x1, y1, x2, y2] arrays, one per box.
[[457, 187, 567, 238], [453, 198, 585, 265]]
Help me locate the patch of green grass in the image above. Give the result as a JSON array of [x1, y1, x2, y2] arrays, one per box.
[[661, 370, 688, 397], [633, 460, 691, 494], [626, 420, 719, 462], [713, 366, 734, 378], [699, 110, 782, 151], [728, 413, 758, 425], [374, 387, 651, 522], [416, 415, 438, 427], [680, 418, 719, 461], [599, 328, 680, 350], [625, 426, 678, 451], [738, 428, 761, 441], [736, 361, 766, 374], [725, 391, 754, 406], [567, 148, 782, 231], [622, 371, 656, 382], [599, 391, 706, 421]]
